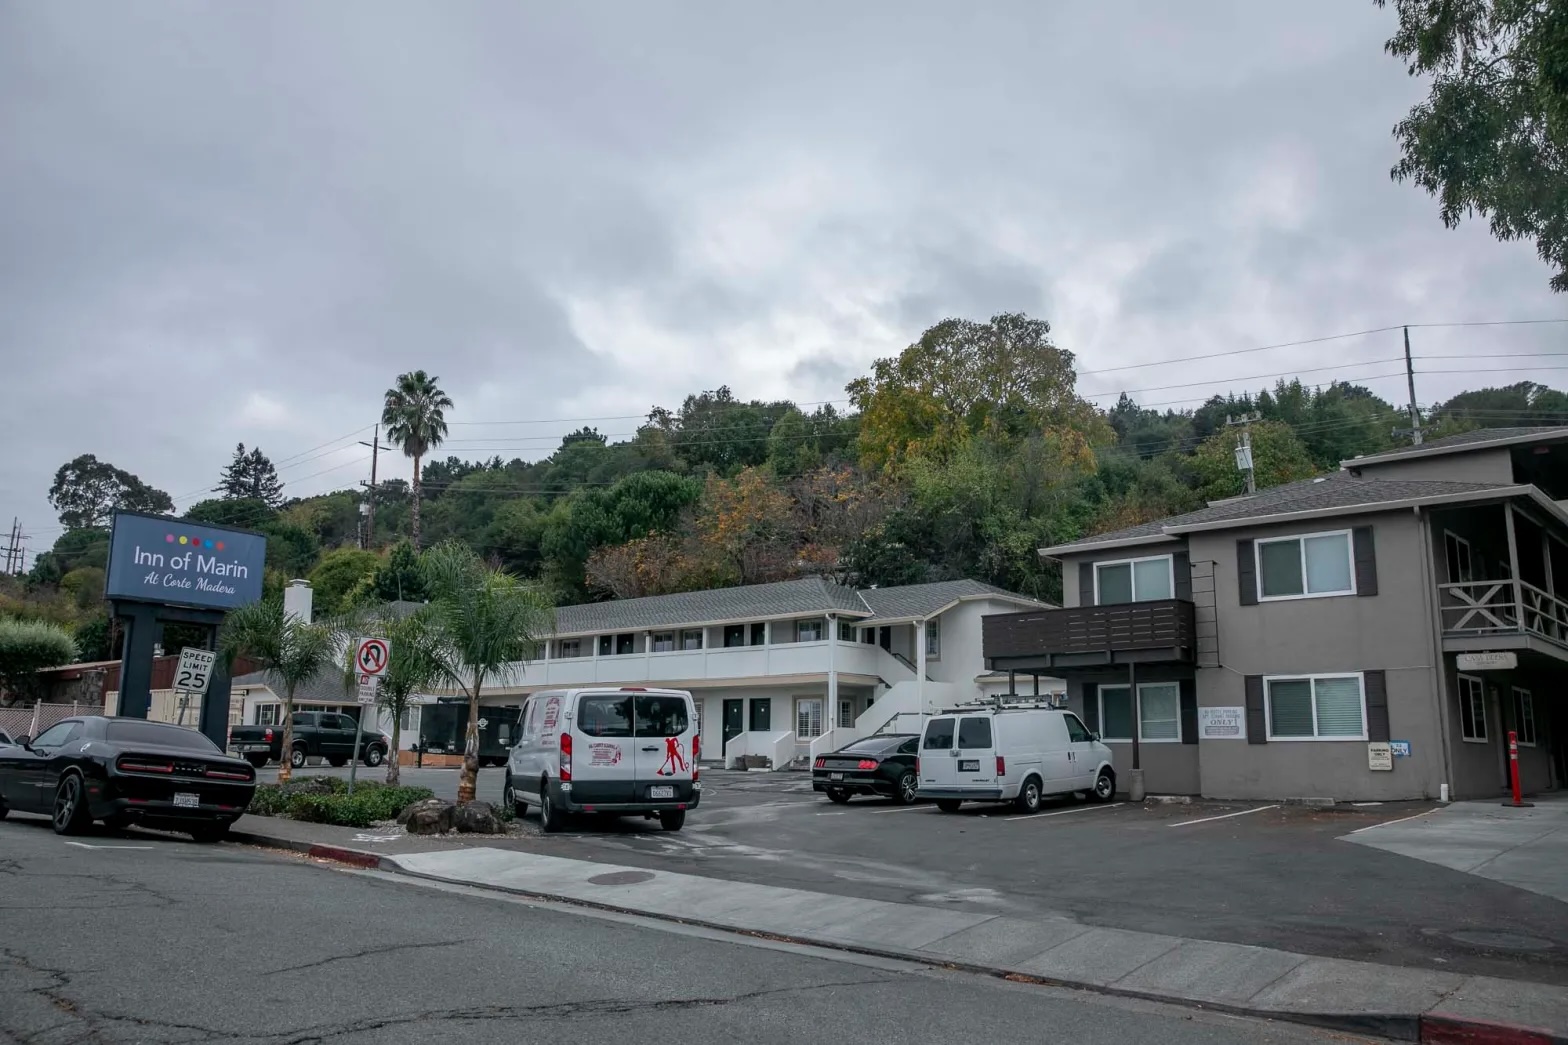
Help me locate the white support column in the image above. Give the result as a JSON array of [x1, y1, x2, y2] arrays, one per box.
[[915, 619, 927, 711], [826, 614, 838, 735], [591, 633, 601, 684], [1505, 501, 1525, 629]]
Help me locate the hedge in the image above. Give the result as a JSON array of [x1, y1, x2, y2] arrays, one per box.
[[247, 776, 433, 827]]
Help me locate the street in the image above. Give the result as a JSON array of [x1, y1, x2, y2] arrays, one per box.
[[0, 817, 1388, 1045]]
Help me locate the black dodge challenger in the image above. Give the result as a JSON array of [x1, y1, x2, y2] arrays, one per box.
[[0, 716, 256, 841]]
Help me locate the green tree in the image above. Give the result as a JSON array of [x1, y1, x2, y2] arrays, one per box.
[[1187, 421, 1318, 503], [382, 370, 453, 548], [422, 542, 552, 803], [216, 444, 285, 506], [72, 611, 117, 662], [185, 497, 276, 530], [1430, 381, 1568, 427], [308, 548, 382, 615], [0, 618, 78, 706], [47, 454, 173, 529], [1379, 0, 1568, 291], [220, 597, 343, 784], [58, 567, 105, 610], [261, 520, 322, 577], [371, 540, 428, 603]]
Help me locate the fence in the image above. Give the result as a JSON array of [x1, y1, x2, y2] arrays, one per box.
[[0, 701, 105, 741]]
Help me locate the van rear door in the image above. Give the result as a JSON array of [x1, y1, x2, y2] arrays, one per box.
[[633, 692, 695, 803], [572, 691, 637, 804], [955, 715, 997, 792], [919, 717, 957, 790]]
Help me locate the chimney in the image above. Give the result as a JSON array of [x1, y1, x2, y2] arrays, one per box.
[[284, 579, 314, 625]]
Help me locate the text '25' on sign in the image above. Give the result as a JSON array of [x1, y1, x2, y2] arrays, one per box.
[[355, 637, 391, 677], [174, 647, 217, 696]]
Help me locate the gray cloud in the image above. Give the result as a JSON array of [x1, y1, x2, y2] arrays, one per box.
[[3, 1, 1565, 555]]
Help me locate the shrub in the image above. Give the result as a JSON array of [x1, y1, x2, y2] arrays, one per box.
[[248, 777, 430, 827]]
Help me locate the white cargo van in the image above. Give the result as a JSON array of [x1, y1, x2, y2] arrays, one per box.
[[503, 687, 700, 833], [916, 704, 1116, 813]]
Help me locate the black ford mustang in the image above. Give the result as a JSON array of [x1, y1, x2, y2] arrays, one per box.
[[812, 733, 921, 804], [0, 716, 256, 841]]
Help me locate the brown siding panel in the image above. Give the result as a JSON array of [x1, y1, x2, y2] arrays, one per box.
[[982, 601, 1196, 661]]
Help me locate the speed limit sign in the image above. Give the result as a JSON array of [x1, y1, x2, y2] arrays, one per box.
[[355, 637, 391, 677], [174, 647, 217, 696]]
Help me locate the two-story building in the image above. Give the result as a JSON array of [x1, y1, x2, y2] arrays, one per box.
[[984, 427, 1568, 802], [481, 576, 1048, 767]]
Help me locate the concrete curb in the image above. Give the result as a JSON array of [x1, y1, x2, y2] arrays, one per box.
[[227, 827, 1567, 1045]]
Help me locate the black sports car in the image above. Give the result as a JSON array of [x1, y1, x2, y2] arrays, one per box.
[[811, 733, 921, 804], [0, 716, 256, 841]]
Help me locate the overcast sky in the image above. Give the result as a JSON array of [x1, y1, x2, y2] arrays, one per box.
[[4, 1, 1566, 555]]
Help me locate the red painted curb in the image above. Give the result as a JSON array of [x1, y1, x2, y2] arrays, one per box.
[[305, 844, 382, 869], [1422, 1013, 1563, 1045]]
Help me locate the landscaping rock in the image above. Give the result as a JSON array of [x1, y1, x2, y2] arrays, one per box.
[[452, 801, 503, 834], [400, 798, 454, 835]]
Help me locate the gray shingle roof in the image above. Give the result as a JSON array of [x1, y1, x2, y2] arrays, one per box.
[[857, 579, 1028, 620], [232, 667, 351, 704], [1346, 426, 1568, 466], [1047, 472, 1518, 554]]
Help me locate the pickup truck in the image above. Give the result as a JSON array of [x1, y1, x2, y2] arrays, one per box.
[[228, 712, 390, 770]]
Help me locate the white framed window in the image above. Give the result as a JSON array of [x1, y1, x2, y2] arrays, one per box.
[[256, 703, 282, 725], [1095, 683, 1182, 742], [797, 619, 824, 642], [1094, 555, 1174, 605], [1265, 673, 1367, 740], [1513, 688, 1537, 746], [1257, 530, 1355, 601], [680, 629, 703, 651], [651, 633, 675, 653], [838, 700, 854, 728], [1444, 531, 1473, 584], [925, 618, 941, 659], [795, 698, 823, 738], [558, 638, 581, 659], [1457, 674, 1487, 742]]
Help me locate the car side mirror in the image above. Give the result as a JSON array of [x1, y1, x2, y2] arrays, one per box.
[[16, 735, 30, 749], [1091, 732, 1102, 742]]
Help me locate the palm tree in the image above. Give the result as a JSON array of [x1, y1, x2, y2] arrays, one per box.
[[381, 370, 453, 549], [220, 597, 343, 784], [422, 541, 552, 803], [343, 605, 448, 786]]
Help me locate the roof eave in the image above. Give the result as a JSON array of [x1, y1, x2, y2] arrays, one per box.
[[1341, 429, 1568, 470], [1037, 533, 1184, 558], [1168, 485, 1538, 534]]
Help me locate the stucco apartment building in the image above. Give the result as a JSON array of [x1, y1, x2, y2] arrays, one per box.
[[984, 427, 1568, 802]]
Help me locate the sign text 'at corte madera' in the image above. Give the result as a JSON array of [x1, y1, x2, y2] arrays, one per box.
[[105, 512, 266, 610]]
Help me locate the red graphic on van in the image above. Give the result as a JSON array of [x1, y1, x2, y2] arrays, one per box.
[[657, 737, 688, 776], [588, 743, 622, 766]]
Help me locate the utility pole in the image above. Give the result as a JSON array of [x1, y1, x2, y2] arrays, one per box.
[[2, 518, 24, 575], [1402, 325, 1423, 446], [1226, 413, 1261, 495], [358, 426, 380, 550]]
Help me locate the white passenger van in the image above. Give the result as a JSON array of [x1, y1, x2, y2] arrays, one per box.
[[503, 687, 700, 833], [916, 703, 1116, 813]]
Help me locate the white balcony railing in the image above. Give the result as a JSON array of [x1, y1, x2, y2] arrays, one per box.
[[497, 639, 900, 690], [1440, 579, 1568, 647]]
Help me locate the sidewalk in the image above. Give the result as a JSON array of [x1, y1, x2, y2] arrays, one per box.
[[229, 816, 1568, 1043]]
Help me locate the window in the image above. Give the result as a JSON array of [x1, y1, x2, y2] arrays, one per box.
[[680, 629, 703, 651], [1063, 713, 1092, 743], [598, 635, 612, 656], [838, 700, 854, 728], [106, 720, 219, 751], [795, 698, 823, 738], [651, 633, 675, 653], [1257, 531, 1354, 600], [751, 622, 767, 646], [923, 717, 955, 750], [577, 695, 633, 737], [615, 633, 635, 655], [1444, 532, 1474, 584], [1096, 684, 1181, 742], [291, 713, 313, 727], [399, 709, 414, 731], [797, 619, 824, 642], [1095, 555, 1174, 605], [1266, 674, 1367, 740], [634, 695, 690, 737], [861, 628, 876, 644], [957, 717, 993, 749], [1458, 674, 1486, 742], [558, 639, 581, 659], [257, 704, 282, 725], [30, 721, 79, 748], [1514, 688, 1537, 746], [723, 624, 746, 648], [925, 619, 941, 659], [897, 738, 919, 755], [839, 621, 856, 641]]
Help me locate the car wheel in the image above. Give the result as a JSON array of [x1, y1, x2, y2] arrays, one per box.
[[659, 810, 686, 831], [1015, 777, 1043, 814], [364, 746, 385, 767], [896, 771, 919, 805], [244, 754, 269, 769], [52, 774, 91, 835], [539, 780, 563, 834], [290, 746, 308, 769], [327, 756, 348, 768], [0, 802, 9, 820], [1091, 769, 1116, 803], [936, 799, 962, 813], [825, 788, 852, 804], [188, 823, 230, 844], [505, 772, 527, 818]]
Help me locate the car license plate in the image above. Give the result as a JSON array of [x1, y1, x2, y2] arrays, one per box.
[[649, 785, 674, 799], [236, 744, 265, 752], [959, 760, 980, 772], [830, 772, 844, 780], [173, 793, 200, 809]]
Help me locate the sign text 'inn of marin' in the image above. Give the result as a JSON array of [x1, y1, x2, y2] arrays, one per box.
[[104, 512, 267, 611]]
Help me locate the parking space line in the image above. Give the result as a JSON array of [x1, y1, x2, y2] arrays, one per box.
[[1003, 802, 1125, 822], [63, 841, 156, 850], [1167, 804, 1277, 827], [1344, 809, 1434, 835], [872, 805, 930, 813]]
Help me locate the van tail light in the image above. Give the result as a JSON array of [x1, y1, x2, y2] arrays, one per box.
[[996, 755, 1006, 776], [915, 757, 920, 776], [559, 732, 572, 782], [692, 735, 700, 782]]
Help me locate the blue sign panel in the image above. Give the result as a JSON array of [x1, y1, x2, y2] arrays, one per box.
[[105, 512, 266, 610], [1389, 740, 1411, 758]]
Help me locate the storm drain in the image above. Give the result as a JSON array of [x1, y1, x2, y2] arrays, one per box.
[[1432, 929, 1558, 953], [586, 870, 656, 886]]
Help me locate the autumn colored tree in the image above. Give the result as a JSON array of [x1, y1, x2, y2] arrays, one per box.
[[694, 468, 795, 585]]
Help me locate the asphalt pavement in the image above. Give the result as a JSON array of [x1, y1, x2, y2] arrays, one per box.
[[0, 817, 1383, 1045]]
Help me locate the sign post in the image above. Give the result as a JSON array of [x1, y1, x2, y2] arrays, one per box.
[[171, 647, 217, 726], [347, 639, 390, 796], [1503, 730, 1534, 808]]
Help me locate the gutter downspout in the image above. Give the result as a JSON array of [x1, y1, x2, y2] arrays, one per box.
[[1418, 506, 1456, 802]]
